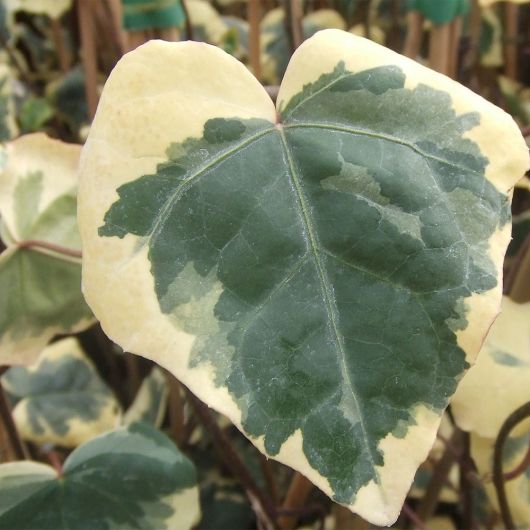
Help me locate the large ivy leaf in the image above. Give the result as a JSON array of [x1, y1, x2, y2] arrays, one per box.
[[2, 337, 121, 447], [78, 31, 529, 524], [0, 422, 200, 529], [452, 297, 530, 438], [0, 134, 93, 365]]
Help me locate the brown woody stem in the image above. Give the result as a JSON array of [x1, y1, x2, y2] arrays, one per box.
[[0, 375, 30, 461], [504, 441, 530, 481], [278, 471, 314, 530], [186, 390, 277, 528], [493, 401, 530, 530], [16, 240, 82, 259]]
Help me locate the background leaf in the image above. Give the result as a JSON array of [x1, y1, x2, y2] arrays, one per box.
[[0, 133, 93, 365], [0, 422, 201, 530], [2, 337, 122, 447]]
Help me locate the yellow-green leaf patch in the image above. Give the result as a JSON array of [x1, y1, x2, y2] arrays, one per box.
[[0, 422, 200, 530], [0, 133, 93, 365], [78, 31, 529, 525], [1, 337, 121, 447]]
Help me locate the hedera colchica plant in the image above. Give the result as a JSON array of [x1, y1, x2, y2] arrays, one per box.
[[78, 30, 529, 525]]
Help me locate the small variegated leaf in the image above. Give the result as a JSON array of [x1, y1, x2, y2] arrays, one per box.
[[480, 7, 503, 68], [260, 9, 346, 84], [452, 297, 530, 438], [0, 423, 200, 530], [0, 133, 93, 365], [1, 337, 121, 447], [123, 367, 168, 427], [46, 67, 90, 134], [0, 62, 18, 142], [349, 23, 385, 45], [187, 0, 228, 45], [498, 75, 530, 126], [19, 97, 54, 133], [78, 31, 529, 525]]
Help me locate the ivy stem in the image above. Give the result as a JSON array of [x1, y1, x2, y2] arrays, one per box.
[[180, 0, 194, 40], [401, 503, 429, 530], [285, 0, 303, 52], [504, 441, 530, 481], [16, 240, 82, 259], [459, 431, 475, 530], [493, 401, 530, 530], [186, 390, 277, 529], [166, 374, 185, 447], [417, 429, 462, 521], [248, 0, 262, 80], [278, 472, 314, 530], [0, 372, 30, 461], [45, 450, 64, 477], [259, 453, 279, 506]]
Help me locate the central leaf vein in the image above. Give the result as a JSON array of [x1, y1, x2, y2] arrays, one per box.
[[277, 126, 382, 489]]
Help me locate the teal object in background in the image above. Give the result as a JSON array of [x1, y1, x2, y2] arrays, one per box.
[[122, 0, 185, 31], [407, 0, 470, 24]]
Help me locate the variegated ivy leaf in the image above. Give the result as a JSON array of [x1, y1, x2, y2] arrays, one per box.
[[261, 8, 346, 84], [187, 0, 229, 46], [0, 422, 200, 529], [498, 75, 530, 126], [452, 297, 530, 438], [78, 31, 529, 525], [350, 23, 385, 46], [0, 133, 93, 365], [1, 337, 121, 447], [480, 7, 503, 68], [123, 367, 168, 428], [222, 17, 249, 61], [46, 66, 90, 135]]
